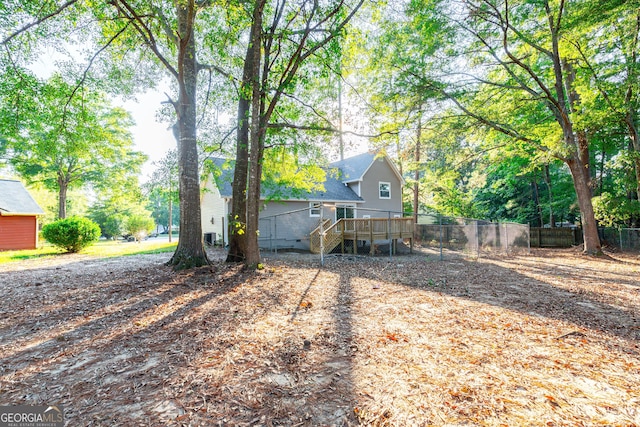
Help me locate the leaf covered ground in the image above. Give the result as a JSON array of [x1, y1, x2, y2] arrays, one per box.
[[0, 247, 638, 426]]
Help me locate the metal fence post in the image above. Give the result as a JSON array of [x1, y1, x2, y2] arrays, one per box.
[[320, 204, 325, 267], [619, 228, 623, 251], [475, 221, 480, 257], [439, 214, 444, 261]]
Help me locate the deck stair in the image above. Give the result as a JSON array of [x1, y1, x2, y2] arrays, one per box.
[[310, 217, 414, 255]]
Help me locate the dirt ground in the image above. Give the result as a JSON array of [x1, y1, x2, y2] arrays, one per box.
[[0, 246, 638, 426]]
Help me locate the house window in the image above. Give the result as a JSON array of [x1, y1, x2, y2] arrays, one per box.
[[336, 204, 355, 220], [336, 204, 356, 231], [379, 182, 391, 199], [310, 202, 321, 217]]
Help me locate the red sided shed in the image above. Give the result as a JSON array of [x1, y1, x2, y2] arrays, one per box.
[[0, 179, 45, 251]]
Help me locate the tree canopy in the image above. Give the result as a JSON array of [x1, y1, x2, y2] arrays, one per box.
[[0, 69, 146, 219]]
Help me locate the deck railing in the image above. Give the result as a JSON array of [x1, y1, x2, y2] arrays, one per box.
[[310, 219, 341, 254]]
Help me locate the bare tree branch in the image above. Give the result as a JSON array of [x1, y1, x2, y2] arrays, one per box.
[[2, 0, 80, 45], [267, 121, 399, 140], [65, 21, 133, 116], [109, 0, 179, 80]]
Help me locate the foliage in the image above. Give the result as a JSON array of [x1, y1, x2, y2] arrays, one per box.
[[125, 214, 155, 242], [146, 187, 179, 233], [42, 216, 101, 253], [87, 206, 127, 240], [6, 0, 640, 255], [593, 193, 640, 228], [144, 150, 179, 233], [259, 148, 327, 201], [88, 176, 153, 239], [0, 70, 146, 219]]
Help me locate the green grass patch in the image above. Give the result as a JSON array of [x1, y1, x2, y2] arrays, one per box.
[[0, 239, 178, 264]]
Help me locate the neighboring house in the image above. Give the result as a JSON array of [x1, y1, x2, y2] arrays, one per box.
[[0, 179, 45, 251], [201, 151, 405, 251]]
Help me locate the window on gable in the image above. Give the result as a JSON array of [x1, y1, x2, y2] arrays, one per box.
[[379, 182, 391, 199], [309, 202, 321, 217]]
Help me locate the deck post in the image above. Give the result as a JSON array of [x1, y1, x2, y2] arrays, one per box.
[[388, 211, 392, 260], [353, 222, 357, 254], [369, 218, 374, 255]]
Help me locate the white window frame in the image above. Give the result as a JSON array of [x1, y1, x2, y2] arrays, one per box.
[[309, 202, 321, 217], [379, 181, 391, 199]]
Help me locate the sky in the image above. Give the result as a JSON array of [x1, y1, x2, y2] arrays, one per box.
[[117, 91, 176, 182]]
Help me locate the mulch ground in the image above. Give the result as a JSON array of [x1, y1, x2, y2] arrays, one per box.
[[0, 247, 638, 426]]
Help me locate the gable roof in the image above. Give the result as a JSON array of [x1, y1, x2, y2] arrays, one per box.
[[208, 157, 363, 203], [0, 179, 45, 215], [330, 151, 404, 184]]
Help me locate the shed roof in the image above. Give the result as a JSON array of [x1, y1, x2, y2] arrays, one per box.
[[208, 157, 363, 203], [0, 179, 45, 215]]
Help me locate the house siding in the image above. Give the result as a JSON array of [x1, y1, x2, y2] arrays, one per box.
[[0, 215, 38, 251], [258, 201, 327, 251], [348, 181, 361, 197], [201, 178, 227, 244], [357, 158, 403, 217]]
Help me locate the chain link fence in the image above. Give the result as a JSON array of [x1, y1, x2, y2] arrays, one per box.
[[415, 214, 530, 259], [598, 227, 640, 251]]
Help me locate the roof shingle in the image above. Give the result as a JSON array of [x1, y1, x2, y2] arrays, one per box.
[[0, 179, 44, 215]]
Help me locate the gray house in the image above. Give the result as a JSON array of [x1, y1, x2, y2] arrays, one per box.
[[201, 151, 405, 251]]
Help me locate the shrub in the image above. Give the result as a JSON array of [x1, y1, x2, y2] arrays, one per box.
[[42, 216, 101, 253], [593, 192, 640, 227], [125, 214, 155, 242]]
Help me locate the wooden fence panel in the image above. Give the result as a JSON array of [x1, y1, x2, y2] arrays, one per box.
[[530, 228, 576, 248]]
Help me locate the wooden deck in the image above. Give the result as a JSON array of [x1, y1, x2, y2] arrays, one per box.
[[310, 217, 414, 254]]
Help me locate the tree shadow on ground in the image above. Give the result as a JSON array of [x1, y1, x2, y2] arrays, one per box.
[[328, 252, 639, 343], [1, 249, 638, 426]]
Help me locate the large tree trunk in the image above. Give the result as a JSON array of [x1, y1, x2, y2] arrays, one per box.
[[558, 51, 600, 253], [532, 180, 543, 227], [413, 112, 422, 225], [244, 1, 265, 268], [225, 92, 249, 261], [167, 0, 209, 269], [57, 176, 68, 219], [543, 164, 555, 227], [624, 111, 640, 202], [226, 1, 263, 264], [245, 136, 263, 267], [567, 155, 601, 254]]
